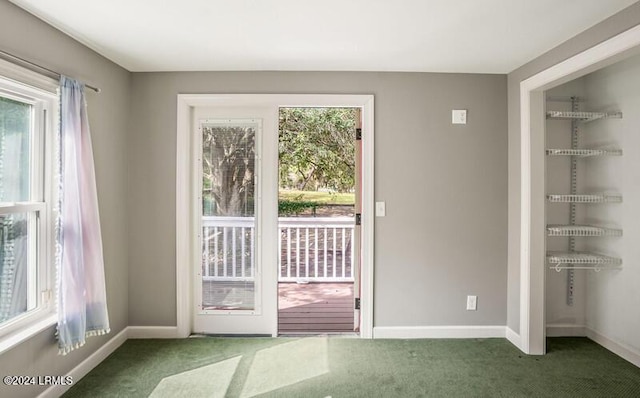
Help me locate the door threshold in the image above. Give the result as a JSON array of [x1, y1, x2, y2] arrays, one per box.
[[278, 332, 359, 338], [189, 333, 272, 338]]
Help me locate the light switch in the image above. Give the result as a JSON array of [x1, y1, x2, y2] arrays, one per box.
[[376, 201, 386, 217], [452, 109, 467, 124], [466, 295, 477, 311]]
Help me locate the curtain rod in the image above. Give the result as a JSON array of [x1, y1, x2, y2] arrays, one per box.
[[0, 49, 101, 93]]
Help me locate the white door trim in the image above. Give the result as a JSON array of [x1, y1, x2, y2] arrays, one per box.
[[176, 94, 375, 338], [518, 24, 640, 354]]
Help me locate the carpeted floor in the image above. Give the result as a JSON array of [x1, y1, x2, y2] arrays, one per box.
[[63, 337, 640, 397]]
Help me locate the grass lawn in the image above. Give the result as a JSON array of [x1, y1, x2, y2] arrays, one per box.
[[279, 190, 354, 205]]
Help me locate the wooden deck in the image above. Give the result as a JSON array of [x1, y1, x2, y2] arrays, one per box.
[[278, 282, 355, 334]]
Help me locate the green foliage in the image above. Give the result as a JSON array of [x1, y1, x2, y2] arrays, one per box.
[[279, 190, 354, 205], [279, 108, 356, 193], [278, 200, 318, 216]]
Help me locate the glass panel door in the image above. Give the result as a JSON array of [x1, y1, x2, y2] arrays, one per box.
[[200, 120, 258, 313], [192, 106, 284, 336]]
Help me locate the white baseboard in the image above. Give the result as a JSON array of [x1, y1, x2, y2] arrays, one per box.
[[546, 324, 586, 337], [38, 327, 128, 398], [505, 327, 522, 350], [128, 326, 179, 339], [586, 327, 640, 368], [373, 325, 506, 339]]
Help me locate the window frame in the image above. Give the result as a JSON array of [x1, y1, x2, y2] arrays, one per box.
[[0, 62, 58, 354]]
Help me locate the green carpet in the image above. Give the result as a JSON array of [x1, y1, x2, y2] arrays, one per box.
[[63, 337, 640, 397]]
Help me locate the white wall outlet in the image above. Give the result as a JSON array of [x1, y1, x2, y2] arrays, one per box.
[[375, 201, 386, 217], [452, 109, 467, 124], [466, 295, 477, 311]]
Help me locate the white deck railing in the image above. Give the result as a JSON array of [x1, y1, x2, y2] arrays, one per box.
[[202, 216, 354, 282], [278, 217, 354, 282], [202, 216, 255, 281]]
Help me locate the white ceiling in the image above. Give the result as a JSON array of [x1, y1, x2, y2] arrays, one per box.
[[8, 0, 639, 73]]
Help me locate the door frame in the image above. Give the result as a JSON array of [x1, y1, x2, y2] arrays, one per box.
[[515, 24, 640, 354], [176, 94, 375, 338]]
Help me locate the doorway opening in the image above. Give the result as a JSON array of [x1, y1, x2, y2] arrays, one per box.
[[277, 107, 360, 335], [176, 94, 374, 338]]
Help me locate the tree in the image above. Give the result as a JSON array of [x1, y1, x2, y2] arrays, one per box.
[[202, 125, 255, 216], [279, 108, 356, 192], [201, 108, 356, 216]]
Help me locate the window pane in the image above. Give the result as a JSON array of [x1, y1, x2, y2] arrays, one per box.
[[0, 213, 34, 323], [201, 123, 257, 311], [202, 125, 256, 217], [0, 96, 32, 203]]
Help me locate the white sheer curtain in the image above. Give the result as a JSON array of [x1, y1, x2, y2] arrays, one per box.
[[57, 76, 109, 355]]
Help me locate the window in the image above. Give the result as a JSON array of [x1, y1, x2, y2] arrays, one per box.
[[0, 71, 57, 347], [200, 120, 258, 312]]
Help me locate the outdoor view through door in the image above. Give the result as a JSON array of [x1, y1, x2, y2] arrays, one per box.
[[277, 108, 359, 334]]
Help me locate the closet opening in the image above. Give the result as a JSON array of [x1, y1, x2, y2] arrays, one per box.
[[518, 25, 640, 364]]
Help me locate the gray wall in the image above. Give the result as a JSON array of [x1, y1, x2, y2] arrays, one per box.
[[582, 54, 640, 352], [0, 1, 130, 396], [506, 2, 640, 333], [128, 72, 508, 328]]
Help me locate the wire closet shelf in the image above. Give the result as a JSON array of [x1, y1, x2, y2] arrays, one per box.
[[546, 225, 623, 237], [546, 111, 623, 122], [545, 148, 622, 157], [547, 251, 622, 272], [547, 193, 622, 203], [545, 99, 624, 287]]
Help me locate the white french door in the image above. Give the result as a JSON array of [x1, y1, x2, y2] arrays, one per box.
[[177, 94, 374, 338], [192, 106, 278, 335]]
